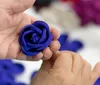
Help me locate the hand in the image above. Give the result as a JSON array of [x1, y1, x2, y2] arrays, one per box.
[[0, 0, 60, 60], [31, 51, 100, 85]]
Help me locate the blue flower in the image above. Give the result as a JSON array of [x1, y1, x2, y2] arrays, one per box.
[[58, 34, 83, 52], [19, 21, 53, 56], [94, 77, 100, 85], [11, 63, 25, 75], [0, 73, 15, 85], [58, 34, 68, 46], [0, 60, 26, 85]]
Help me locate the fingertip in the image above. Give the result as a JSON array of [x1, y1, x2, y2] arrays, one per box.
[[50, 40, 61, 53], [51, 28, 60, 40], [42, 47, 53, 60], [32, 52, 43, 61], [17, 52, 27, 60], [93, 62, 100, 74], [91, 63, 100, 85], [52, 51, 73, 71]]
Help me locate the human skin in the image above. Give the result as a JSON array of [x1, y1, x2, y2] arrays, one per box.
[[0, 0, 60, 60], [31, 51, 100, 85]]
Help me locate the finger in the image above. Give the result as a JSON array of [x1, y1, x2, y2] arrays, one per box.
[[42, 47, 53, 60], [52, 51, 72, 72], [31, 16, 37, 23], [70, 51, 83, 75], [50, 27, 60, 40], [90, 62, 100, 85], [82, 59, 91, 81], [31, 52, 43, 61], [92, 62, 100, 76], [7, 36, 20, 59], [9, 0, 35, 14], [16, 51, 27, 60], [50, 40, 60, 53], [17, 52, 43, 61], [41, 60, 52, 71]]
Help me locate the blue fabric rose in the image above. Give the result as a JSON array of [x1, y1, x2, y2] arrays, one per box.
[[12, 63, 25, 74], [58, 34, 83, 52], [0, 73, 15, 85], [19, 21, 53, 56], [94, 78, 100, 85], [0, 60, 26, 85]]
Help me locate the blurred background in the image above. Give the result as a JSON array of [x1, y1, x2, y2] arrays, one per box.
[[1, 0, 100, 85]]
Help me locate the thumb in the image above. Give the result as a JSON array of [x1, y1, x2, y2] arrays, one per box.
[[9, 0, 35, 14], [90, 62, 100, 84], [40, 51, 61, 71], [40, 60, 53, 71]]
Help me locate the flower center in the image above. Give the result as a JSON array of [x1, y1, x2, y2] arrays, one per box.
[[31, 33, 40, 43]]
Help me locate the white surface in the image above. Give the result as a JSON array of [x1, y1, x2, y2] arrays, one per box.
[[15, 8, 100, 84], [15, 60, 42, 84], [69, 27, 100, 68]]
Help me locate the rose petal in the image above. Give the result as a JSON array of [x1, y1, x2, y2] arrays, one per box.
[[26, 34, 52, 51], [27, 42, 42, 48], [32, 33, 37, 38], [36, 34, 53, 51], [31, 33, 40, 43], [33, 21, 50, 33], [31, 25, 42, 35], [21, 30, 33, 47], [94, 78, 100, 85], [20, 25, 33, 35], [19, 25, 33, 46], [23, 30, 33, 40], [21, 46, 39, 56], [39, 29, 47, 43], [20, 24, 39, 35]]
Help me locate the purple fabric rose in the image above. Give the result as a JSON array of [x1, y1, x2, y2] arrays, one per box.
[[19, 21, 53, 56], [93, 0, 100, 11], [73, 0, 100, 25]]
